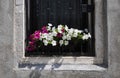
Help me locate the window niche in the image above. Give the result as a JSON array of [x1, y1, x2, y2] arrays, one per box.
[[14, 0, 106, 66], [25, 0, 95, 57]]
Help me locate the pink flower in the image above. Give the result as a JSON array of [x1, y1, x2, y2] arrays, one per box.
[[34, 30, 41, 39], [41, 26, 48, 33], [26, 41, 36, 51], [29, 30, 41, 41]]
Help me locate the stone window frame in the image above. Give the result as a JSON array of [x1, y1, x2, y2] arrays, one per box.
[[14, 0, 107, 70]]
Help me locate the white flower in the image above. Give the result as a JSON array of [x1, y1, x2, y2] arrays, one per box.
[[65, 25, 69, 31], [58, 25, 63, 29], [48, 23, 52, 26], [47, 23, 53, 31], [59, 40, 64, 46], [41, 33, 48, 39], [40, 37, 42, 40], [73, 29, 80, 37], [88, 33, 91, 38], [47, 26, 51, 31], [82, 34, 87, 40], [68, 28, 74, 35], [64, 41, 69, 46], [52, 26, 56, 31], [43, 40, 48, 46], [74, 29, 79, 33], [73, 32, 78, 37], [78, 30, 83, 33], [66, 34, 71, 40], [57, 25, 63, 33], [47, 33, 53, 41], [82, 33, 91, 40], [52, 40, 57, 46], [52, 28, 57, 36], [62, 35, 67, 40]]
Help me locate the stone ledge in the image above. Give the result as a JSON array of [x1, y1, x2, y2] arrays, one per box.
[[15, 64, 106, 71], [21, 56, 95, 65], [14, 67, 107, 78]]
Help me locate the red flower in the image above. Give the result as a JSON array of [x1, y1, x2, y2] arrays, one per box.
[[57, 33, 63, 38], [62, 28, 65, 33]]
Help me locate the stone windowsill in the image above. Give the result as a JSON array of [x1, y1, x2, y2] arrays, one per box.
[[15, 64, 106, 71], [21, 56, 95, 65], [14, 56, 107, 71]]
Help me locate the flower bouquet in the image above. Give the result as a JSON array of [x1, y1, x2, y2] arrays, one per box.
[[26, 23, 91, 55]]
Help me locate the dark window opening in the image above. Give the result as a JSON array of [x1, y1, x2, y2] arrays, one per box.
[[25, 0, 95, 56]]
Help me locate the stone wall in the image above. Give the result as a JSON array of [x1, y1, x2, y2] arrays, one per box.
[[0, 0, 120, 78], [0, 0, 16, 78]]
